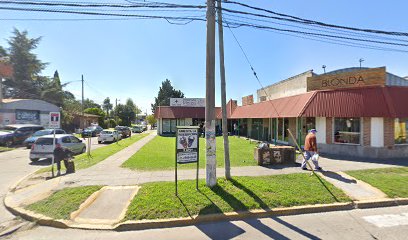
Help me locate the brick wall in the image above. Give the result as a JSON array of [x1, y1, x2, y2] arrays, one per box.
[[384, 118, 395, 148], [363, 117, 371, 146], [326, 117, 332, 144]]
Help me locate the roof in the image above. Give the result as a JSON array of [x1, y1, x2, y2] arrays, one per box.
[[230, 92, 315, 119], [1, 99, 60, 112], [155, 86, 408, 120]]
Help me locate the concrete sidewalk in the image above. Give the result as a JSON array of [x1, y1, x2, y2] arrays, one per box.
[[4, 131, 408, 227]]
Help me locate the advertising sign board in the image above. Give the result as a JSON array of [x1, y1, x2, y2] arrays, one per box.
[[49, 112, 60, 129], [170, 98, 205, 107], [175, 126, 200, 195]]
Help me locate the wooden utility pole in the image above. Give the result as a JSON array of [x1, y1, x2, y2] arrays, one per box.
[[217, 0, 231, 180], [205, 0, 217, 187]]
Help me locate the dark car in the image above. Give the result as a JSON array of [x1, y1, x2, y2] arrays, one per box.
[[81, 126, 103, 138], [0, 124, 44, 146], [23, 129, 66, 149], [114, 126, 132, 138]]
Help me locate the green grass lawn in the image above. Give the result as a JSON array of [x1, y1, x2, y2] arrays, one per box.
[[121, 136, 259, 171], [125, 174, 350, 220], [346, 167, 408, 198], [26, 186, 102, 219], [0, 146, 14, 153], [37, 133, 148, 173]]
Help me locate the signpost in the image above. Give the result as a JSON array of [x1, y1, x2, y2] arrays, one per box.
[[49, 112, 60, 177], [175, 126, 199, 195]]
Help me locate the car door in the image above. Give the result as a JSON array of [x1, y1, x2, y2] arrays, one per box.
[[69, 136, 84, 153], [61, 136, 74, 152], [14, 127, 31, 143]]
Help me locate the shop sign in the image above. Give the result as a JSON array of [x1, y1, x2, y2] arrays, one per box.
[[170, 98, 205, 107], [49, 112, 60, 128], [307, 67, 386, 91]]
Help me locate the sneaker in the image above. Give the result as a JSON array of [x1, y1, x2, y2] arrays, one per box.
[[315, 167, 323, 171], [301, 167, 307, 170]]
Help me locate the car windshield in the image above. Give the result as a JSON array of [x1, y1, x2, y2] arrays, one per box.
[[32, 130, 52, 137], [35, 138, 57, 145], [101, 131, 112, 134], [0, 126, 17, 132]]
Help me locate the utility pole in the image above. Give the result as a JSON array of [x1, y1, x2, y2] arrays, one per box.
[[217, 0, 231, 180], [205, 0, 217, 187], [81, 75, 84, 129], [359, 58, 364, 68]]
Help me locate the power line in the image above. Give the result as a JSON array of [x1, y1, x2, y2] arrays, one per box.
[[224, 22, 280, 117], [222, 1, 408, 37]]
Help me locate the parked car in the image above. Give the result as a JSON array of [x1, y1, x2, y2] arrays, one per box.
[[0, 124, 44, 146], [114, 126, 132, 138], [29, 134, 86, 162], [23, 129, 66, 149], [81, 126, 103, 138], [132, 125, 143, 133], [98, 130, 121, 143]]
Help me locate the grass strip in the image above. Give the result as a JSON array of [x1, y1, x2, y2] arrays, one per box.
[[37, 133, 148, 173], [346, 167, 408, 198], [26, 186, 102, 219], [122, 136, 258, 171], [125, 174, 350, 220], [0, 146, 14, 153]]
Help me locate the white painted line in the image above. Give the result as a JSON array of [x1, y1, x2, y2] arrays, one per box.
[[363, 212, 408, 227]]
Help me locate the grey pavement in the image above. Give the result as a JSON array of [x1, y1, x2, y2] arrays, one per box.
[[9, 205, 408, 240]]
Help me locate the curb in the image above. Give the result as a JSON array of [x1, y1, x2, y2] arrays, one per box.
[[5, 189, 408, 231]]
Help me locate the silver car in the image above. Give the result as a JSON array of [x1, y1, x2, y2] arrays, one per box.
[[29, 134, 86, 162]]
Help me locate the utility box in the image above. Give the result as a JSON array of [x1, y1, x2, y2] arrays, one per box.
[[254, 146, 296, 165]]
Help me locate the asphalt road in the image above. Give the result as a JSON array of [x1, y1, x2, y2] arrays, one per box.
[[0, 136, 101, 224]]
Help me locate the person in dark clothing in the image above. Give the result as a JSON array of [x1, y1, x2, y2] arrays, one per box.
[[53, 145, 73, 176]]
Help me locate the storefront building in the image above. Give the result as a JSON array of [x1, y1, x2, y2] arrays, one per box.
[[0, 99, 60, 127], [156, 67, 408, 158]]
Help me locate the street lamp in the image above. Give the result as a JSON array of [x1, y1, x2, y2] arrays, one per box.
[[322, 65, 326, 74], [359, 58, 364, 68]]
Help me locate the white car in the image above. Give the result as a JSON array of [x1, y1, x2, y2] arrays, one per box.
[[29, 134, 86, 162], [98, 130, 121, 143]]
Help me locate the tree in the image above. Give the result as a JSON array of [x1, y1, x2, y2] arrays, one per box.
[[151, 79, 184, 113], [84, 107, 106, 128], [0, 46, 7, 57], [102, 97, 113, 116], [41, 70, 64, 107], [4, 28, 47, 99], [83, 98, 101, 109], [146, 114, 157, 126], [114, 99, 140, 126]]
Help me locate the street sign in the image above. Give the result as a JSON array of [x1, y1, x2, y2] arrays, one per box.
[[49, 112, 60, 129], [175, 126, 200, 195]]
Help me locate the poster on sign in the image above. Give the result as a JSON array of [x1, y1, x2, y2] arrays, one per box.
[[175, 126, 200, 195], [49, 112, 60, 129]]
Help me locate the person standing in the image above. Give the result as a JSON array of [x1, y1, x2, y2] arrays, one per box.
[[233, 123, 238, 136], [301, 129, 322, 171]]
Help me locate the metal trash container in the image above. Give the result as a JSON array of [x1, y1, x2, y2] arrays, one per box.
[[270, 146, 296, 164], [254, 147, 271, 166]]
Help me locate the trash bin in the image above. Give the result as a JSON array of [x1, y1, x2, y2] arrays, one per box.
[[254, 145, 296, 165], [270, 146, 296, 164]]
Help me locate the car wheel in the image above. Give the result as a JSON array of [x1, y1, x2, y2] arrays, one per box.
[[82, 147, 86, 153], [30, 158, 39, 162]]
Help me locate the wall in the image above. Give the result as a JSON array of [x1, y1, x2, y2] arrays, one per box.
[[257, 71, 313, 102], [319, 143, 408, 158]]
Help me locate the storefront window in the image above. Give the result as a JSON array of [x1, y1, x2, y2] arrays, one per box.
[[300, 117, 316, 145], [334, 118, 361, 144], [162, 119, 177, 133], [395, 118, 408, 144], [278, 118, 283, 141]]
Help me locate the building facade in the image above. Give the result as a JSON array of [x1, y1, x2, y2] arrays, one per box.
[[156, 67, 408, 158], [0, 99, 60, 127]]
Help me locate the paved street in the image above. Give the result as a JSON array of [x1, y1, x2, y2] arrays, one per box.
[[0, 136, 105, 224], [7, 205, 408, 240]]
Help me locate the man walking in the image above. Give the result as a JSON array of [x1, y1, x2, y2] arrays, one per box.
[[301, 129, 322, 171]]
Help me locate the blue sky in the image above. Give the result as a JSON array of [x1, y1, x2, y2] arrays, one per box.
[[1, 0, 407, 113]]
